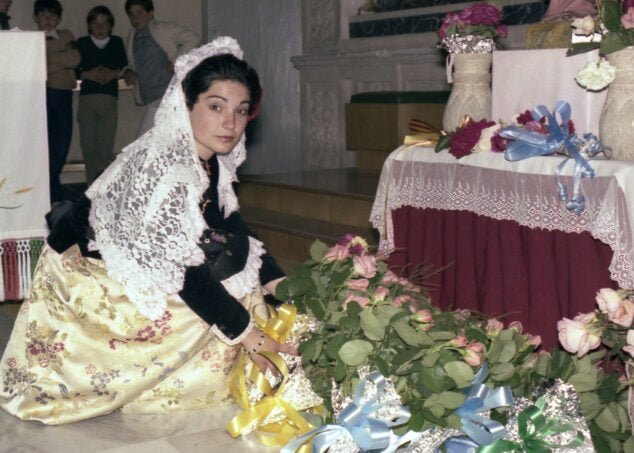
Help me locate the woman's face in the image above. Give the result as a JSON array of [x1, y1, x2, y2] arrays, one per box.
[[89, 15, 112, 40], [188, 79, 250, 160]]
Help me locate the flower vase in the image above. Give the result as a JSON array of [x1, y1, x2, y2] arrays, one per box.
[[442, 53, 492, 131], [599, 47, 634, 160]]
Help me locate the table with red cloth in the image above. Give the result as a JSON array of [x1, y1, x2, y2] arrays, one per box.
[[370, 146, 634, 348]]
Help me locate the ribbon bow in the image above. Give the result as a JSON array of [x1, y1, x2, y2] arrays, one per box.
[[444, 364, 514, 452], [478, 396, 585, 452], [226, 304, 317, 448], [499, 100, 609, 214], [282, 372, 420, 452], [403, 118, 443, 147]]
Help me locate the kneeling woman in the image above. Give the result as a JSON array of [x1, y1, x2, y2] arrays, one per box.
[[0, 37, 295, 424]]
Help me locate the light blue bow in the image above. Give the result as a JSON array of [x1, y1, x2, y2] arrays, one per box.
[[499, 100, 608, 214], [447, 364, 514, 451], [281, 372, 419, 452]]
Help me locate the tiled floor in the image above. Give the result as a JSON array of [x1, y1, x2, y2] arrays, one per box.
[[0, 304, 277, 453]]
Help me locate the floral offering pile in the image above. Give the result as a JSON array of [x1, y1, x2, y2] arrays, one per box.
[[437, 2, 507, 54], [274, 235, 634, 451]]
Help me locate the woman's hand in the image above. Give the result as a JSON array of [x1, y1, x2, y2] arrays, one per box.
[[263, 276, 285, 298], [241, 327, 298, 377]]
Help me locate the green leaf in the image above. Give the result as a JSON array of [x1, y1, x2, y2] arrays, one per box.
[[325, 335, 348, 360], [490, 363, 515, 381], [435, 133, 451, 152], [597, 373, 621, 403], [392, 348, 426, 371], [340, 315, 360, 330], [534, 352, 551, 377], [487, 338, 505, 363], [305, 296, 326, 320], [376, 305, 401, 323], [428, 331, 456, 341], [309, 240, 329, 262], [601, 31, 629, 55], [567, 42, 600, 56], [421, 351, 440, 368], [392, 321, 431, 347], [374, 356, 390, 376], [438, 391, 465, 409], [623, 436, 634, 453], [334, 358, 347, 381], [346, 300, 363, 317], [420, 366, 456, 393], [594, 407, 620, 433], [609, 402, 629, 432], [601, 0, 621, 32], [338, 339, 374, 366], [443, 361, 474, 388], [360, 310, 386, 341], [579, 392, 601, 420], [568, 373, 598, 392], [496, 342, 517, 363]]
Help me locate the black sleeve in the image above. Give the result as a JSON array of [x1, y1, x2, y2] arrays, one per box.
[[114, 36, 128, 70], [223, 211, 285, 286], [179, 264, 250, 340], [46, 195, 92, 254]]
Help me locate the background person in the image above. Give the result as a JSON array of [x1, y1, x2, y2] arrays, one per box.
[[122, 0, 200, 137], [0, 0, 12, 29], [34, 0, 80, 202], [76, 5, 128, 183]]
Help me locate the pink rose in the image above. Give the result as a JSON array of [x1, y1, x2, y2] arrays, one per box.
[[557, 314, 602, 357], [374, 286, 390, 301], [382, 270, 399, 284], [451, 335, 469, 348], [347, 278, 370, 291], [486, 318, 504, 336], [508, 321, 523, 334], [323, 244, 349, 262], [353, 255, 377, 278], [596, 288, 623, 315], [343, 292, 370, 309], [412, 309, 433, 323], [438, 12, 462, 39], [464, 343, 485, 367], [628, 329, 634, 346], [392, 294, 412, 308], [607, 300, 634, 327], [527, 334, 542, 348], [622, 7, 634, 29]]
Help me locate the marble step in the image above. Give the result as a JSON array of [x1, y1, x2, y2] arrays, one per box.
[[238, 168, 379, 230], [241, 206, 379, 265]]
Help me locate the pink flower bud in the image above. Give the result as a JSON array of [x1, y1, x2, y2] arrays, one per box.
[[373, 286, 390, 301], [323, 244, 349, 262], [411, 309, 433, 323], [347, 278, 370, 291], [451, 335, 469, 348], [486, 318, 504, 335], [508, 321, 523, 333], [353, 255, 377, 278], [464, 348, 483, 367]]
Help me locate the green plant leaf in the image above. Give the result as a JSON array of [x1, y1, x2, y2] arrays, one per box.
[[420, 366, 456, 393], [438, 391, 465, 409], [568, 373, 598, 392], [595, 407, 619, 433], [334, 358, 347, 381], [490, 363, 515, 381], [487, 338, 505, 363], [566, 42, 600, 56], [435, 134, 451, 152], [428, 331, 456, 341], [309, 240, 329, 262], [597, 373, 621, 403], [360, 310, 386, 341], [579, 392, 601, 420], [443, 361, 474, 388], [326, 335, 349, 360], [609, 402, 629, 433], [534, 352, 551, 377], [376, 305, 402, 323], [421, 351, 440, 368], [392, 321, 431, 347], [497, 341, 517, 363], [338, 339, 374, 366], [601, 0, 621, 32], [373, 356, 390, 377], [601, 31, 630, 55]]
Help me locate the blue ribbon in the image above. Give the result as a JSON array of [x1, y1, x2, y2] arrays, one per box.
[[447, 364, 514, 451], [281, 372, 419, 452], [498, 100, 608, 214]]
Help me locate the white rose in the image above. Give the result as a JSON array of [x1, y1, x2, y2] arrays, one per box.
[[575, 60, 616, 91], [596, 288, 624, 315], [472, 123, 500, 153], [571, 16, 595, 36], [557, 313, 602, 357]]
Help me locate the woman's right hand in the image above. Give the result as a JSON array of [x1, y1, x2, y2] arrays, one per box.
[[123, 69, 137, 86], [240, 327, 298, 377]]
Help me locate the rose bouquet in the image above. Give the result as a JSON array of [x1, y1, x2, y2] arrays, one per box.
[[434, 116, 500, 158], [438, 2, 507, 54], [569, 0, 634, 90]]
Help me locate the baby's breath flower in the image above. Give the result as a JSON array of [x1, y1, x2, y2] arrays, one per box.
[[575, 59, 616, 91]]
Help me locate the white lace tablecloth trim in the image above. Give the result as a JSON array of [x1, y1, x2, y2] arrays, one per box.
[[370, 146, 634, 289]]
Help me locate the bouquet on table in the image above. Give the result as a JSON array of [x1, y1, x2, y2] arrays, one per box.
[[569, 0, 634, 90]]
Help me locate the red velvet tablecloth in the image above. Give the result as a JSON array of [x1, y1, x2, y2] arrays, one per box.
[[388, 207, 616, 348]]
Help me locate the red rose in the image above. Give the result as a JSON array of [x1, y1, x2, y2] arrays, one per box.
[[450, 119, 496, 158], [491, 132, 507, 152], [516, 110, 533, 125], [458, 3, 502, 26]]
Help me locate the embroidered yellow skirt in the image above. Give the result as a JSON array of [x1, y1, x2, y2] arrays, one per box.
[[0, 246, 260, 425]]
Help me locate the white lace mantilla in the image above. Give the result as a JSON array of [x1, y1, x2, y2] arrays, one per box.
[[370, 146, 634, 289]]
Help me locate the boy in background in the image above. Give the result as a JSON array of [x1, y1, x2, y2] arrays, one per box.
[[34, 0, 80, 202], [76, 6, 127, 183]]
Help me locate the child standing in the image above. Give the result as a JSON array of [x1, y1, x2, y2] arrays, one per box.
[[76, 6, 128, 183], [33, 0, 80, 202]]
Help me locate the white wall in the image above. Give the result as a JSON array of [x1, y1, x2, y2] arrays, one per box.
[[207, 1, 302, 174]]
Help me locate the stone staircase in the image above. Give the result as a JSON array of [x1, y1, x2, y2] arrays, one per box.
[[238, 168, 380, 270]]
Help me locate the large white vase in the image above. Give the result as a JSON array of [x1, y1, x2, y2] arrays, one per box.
[[600, 47, 634, 160], [442, 53, 492, 131]]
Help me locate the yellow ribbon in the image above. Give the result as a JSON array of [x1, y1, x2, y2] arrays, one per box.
[[403, 118, 444, 147], [226, 304, 317, 448]]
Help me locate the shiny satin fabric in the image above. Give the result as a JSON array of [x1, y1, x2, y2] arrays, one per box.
[[0, 245, 264, 425]]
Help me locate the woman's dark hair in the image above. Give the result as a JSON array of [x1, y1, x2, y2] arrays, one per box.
[[34, 0, 62, 16], [125, 0, 154, 14], [182, 54, 262, 116], [87, 6, 115, 30]]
